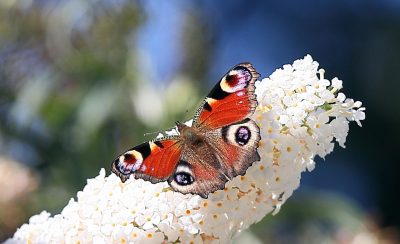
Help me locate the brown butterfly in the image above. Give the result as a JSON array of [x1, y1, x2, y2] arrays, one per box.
[[111, 63, 261, 198]]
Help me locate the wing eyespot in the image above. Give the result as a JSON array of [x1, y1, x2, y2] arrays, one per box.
[[114, 157, 132, 175], [221, 119, 260, 148], [171, 160, 195, 186], [174, 172, 194, 186], [235, 126, 251, 146]]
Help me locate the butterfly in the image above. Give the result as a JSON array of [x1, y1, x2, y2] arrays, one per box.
[[111, 63, 261, 198]]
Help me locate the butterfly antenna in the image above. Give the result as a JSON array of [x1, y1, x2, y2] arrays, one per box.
[[143, 130, 164, 137]]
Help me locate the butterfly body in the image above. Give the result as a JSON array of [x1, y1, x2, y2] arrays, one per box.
[[177, 123, 204, 147], [112, 63, 261, 198]]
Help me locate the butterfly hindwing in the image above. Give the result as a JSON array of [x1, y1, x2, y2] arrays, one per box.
[[194, 63, 259, 130], [112, 138, 182, 183], [211, 118, 261, 176], [167, 156, 228, 199]]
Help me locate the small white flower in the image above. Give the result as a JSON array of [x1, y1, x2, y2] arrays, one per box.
[[330, 117, 350, 148], [332, 77, 343, 90], [337, 92, 346, 102], [6, 55, 365, 244], [307, 113, 331, 137], [318, 89, 335, 101]]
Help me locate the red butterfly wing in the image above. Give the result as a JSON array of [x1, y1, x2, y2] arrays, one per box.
[[194, 63, 259, 130], [111, 138, 182, 183]]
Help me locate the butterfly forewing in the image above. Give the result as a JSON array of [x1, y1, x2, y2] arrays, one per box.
[[194, 63, 259, 130], [112, 138, 182, 183]]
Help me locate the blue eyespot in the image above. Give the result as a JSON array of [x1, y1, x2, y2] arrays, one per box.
[[235, 126, 251, 146], [174, 172, 194, 186]]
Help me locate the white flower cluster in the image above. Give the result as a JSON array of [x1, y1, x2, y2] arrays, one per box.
[[6, 55, 365, 244]]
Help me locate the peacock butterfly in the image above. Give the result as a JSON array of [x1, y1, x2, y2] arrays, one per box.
[[111, 63, 261, 198]]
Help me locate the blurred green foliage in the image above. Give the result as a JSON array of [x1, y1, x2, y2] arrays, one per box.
[[0, 1, 208, 239]]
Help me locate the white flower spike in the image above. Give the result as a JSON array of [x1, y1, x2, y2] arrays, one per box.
[[6, 55, 365, 243]]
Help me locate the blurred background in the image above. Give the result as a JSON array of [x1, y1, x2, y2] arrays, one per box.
[[0, 0, 399, 243]]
